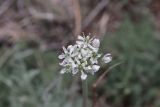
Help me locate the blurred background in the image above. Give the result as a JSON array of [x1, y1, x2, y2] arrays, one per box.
[[0, 0, 160, 107]]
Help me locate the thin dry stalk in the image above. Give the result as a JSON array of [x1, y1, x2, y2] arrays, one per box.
[[92, 62, 122, 107], [82, 0, 109, 29], [73, 0, 82, 37], [82, 80, 88, 107]]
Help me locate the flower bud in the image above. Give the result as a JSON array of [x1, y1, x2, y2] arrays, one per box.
[[92, 65, 100, 72], [81, 71, 87, 80], [92, 39, 100, 48], [102, 53, 112, 63]]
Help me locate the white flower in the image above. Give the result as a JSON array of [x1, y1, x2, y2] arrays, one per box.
[[58, 46, 73, 60], [92, 38, 100, 48], [88, 44, 98, 52], [81, 48, 88, 57], [90, 53, 101, 64], [59, 34, 112, 80], [81, 71, 87, 80], [60, 68, 66, 74], [89, 65, 99, 75], [78, 35, 85, 40], [58, 54, 65, 59], [72, 67, 78, 74], [92, 65, 100, 72], [84, 66, 92, 72], [102, 53, 112, 63]]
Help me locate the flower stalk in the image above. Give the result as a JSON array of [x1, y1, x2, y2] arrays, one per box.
[[92, 62, 122, 107], [82, 79, 88, 107]]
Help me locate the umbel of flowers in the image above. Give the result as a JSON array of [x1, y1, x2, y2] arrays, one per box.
[[58, 35, 112, 80]]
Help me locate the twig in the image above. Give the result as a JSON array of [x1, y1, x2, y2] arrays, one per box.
[[73, 0, 82, 37], [0, 0, 14, 17], [92, 62, 123, 107], [82, 0, 109, 29], [28, 7, 66, 22], [99, 13, 110, 35]]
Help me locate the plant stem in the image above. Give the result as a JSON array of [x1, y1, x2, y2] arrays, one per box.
[[92, 62, 123, 107], [82, 79, 88, 107]]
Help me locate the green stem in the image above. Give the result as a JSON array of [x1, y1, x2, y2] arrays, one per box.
[[82, 79, 88, 107]]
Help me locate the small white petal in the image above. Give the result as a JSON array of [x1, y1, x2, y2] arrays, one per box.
[[78, 54, 82, 59], [97, 54, 102, 57], [72, 67, 78, 75], [76, 41, 83, 46], [85, 66, 92, 71], [81, 62, 86, 68], [83, 43, 88, 48], [81, 49, 88, 57], [58, 54, 65, 59], [81, 71, 87, 80], [92, 65, 100, 72], [62, 46, 68, 54], [67, 45, 72, 49], [88, 44, 98, 52], [67, 45, 74, 54], [60, 69, 66, 74], [86, 36, 90, 40], [92, 48, 98, 53], [78, 35, 84, 40], [67, 58, 74, 63], [71, 61, 76, 68], [92, 39, 100, 48], [74, 58, 80, 64], [59, 60, 67, 66], [90, 58, 98, 64], [102, 53, 112, 63], [84, 60, 88, 65]]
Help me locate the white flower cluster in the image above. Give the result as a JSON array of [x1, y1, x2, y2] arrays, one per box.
[[58, 35, 112, 80]]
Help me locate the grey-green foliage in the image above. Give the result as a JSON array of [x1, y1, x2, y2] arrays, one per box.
[[0, 44, 82, 107], [101, 16, 160, 107]]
